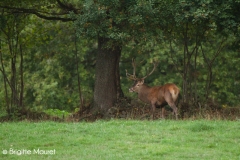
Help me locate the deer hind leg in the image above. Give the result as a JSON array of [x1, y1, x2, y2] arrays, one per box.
[[168, 102, 178, 120], [165, 92, 178, 120]]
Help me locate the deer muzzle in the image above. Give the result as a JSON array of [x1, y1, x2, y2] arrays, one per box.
[[129, 87, 134, 92]]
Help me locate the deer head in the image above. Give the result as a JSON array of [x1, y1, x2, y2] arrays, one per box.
[[129, 79, 145, 92], [126, 59, 158, 92]]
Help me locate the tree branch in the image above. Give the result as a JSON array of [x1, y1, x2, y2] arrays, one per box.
[[0, 3, 78, 22], [56, 0, 79, 14]]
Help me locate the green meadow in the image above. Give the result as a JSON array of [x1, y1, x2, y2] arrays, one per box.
[[1, 120, 240, 160]]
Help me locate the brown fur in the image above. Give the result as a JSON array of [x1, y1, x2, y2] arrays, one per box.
[[130, 80, 180, 119]]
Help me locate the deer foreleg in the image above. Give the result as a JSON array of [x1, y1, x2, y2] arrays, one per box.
[[151, 103, 156, 120], [161, 107, 165, 119]]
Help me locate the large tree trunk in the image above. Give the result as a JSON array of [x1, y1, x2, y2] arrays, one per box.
[[93, 37, 122, 114]]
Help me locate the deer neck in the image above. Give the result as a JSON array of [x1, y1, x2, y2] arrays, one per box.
[[137, 84, 151, 103]]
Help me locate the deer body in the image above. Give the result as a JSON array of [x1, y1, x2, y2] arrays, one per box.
[[130, 80, 179, 119], [126, 59, 179, 119]]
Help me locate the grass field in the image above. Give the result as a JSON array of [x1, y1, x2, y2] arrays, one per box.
[[0, 120, 240, 160]]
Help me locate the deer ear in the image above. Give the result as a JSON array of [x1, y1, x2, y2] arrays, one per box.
[[139, 79, 144, 84]]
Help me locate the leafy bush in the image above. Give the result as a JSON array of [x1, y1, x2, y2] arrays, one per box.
[[43, 109, 70, 118]]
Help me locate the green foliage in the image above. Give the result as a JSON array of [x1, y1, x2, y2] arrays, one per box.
[[73, 0, 161, 43], [22, 19, 95, 111], [0, 12, 95, 112], [212, 49, 240, 105], [43, 109, 70, 118]]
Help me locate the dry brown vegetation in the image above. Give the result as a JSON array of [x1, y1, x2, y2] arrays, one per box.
[[1, 98, 239, 122]]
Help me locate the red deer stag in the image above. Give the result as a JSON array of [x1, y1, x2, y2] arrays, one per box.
[[126, 59, 180, 120]]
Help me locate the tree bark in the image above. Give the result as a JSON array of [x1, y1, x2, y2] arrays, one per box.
[[93, 37, 122, 113], [0, 39, 10, 113]]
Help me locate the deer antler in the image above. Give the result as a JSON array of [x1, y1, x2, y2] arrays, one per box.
[[141, 60, 159, 80], [126, 58, 138, 81]]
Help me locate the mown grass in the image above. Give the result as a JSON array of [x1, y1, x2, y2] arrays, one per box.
[[0, 120, 240, 160]]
